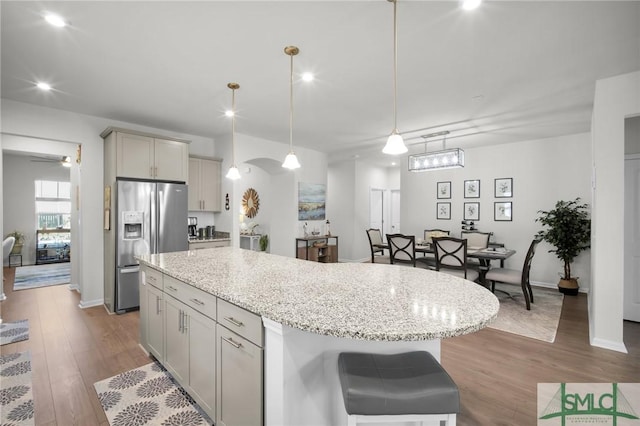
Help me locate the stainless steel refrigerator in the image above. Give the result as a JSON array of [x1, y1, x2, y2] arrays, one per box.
[[115, 179, 188, 313]]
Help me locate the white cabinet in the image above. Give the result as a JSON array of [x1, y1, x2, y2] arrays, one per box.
[[188, 157, 221, 212], [139, 265, 164, 361], [164, 294, 190, 384], [216, 299, 264, 426], [102, 127, 189, 182]]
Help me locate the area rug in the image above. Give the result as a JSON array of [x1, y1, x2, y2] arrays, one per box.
[[488, 284, 564, 343], [0, 351, 35, 426], [13, 262, 71, 291], [0, 319, 29, 346], [94, 361, 213, 426]]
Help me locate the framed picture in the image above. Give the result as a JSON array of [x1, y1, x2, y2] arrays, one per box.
[[464, 202, 480, 221], [495, 201, 513, 221], [495, 178, 513, 198], [464, 180, 480, 198], [437, 181, 451, 199], [437, 202, 451, 220]]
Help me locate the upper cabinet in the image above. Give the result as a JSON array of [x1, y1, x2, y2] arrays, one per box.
[[102, 127, 189, 183], [189, 157, 221, 212]]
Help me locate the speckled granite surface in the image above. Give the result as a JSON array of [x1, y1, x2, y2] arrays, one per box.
[[138, 247, 499, 341]]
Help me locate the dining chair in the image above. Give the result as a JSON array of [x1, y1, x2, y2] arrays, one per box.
[[386, 234, 416, 267], [3, 236, 15, 281], [432, 236, 479, 282], [460, 231, 491, 270], [485, 238, 541, 310], [417, 229, 450, 269], [366, 228, 389, 264], [424, 229, 450, 243]]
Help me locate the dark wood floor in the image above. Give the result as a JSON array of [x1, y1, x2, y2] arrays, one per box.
[[2, 266, 639, 425]]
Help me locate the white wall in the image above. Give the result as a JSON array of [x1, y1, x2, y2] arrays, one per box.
[[1, 99, 215, 307], [402, 133, 593, 291], [591, 70, 640, 353], [217, 132, 328, 257]]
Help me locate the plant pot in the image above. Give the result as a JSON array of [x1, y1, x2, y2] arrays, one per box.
[[558, 278, 579, 296]]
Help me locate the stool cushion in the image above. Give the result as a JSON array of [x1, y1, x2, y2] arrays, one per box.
[[338, 351, 460, 416]]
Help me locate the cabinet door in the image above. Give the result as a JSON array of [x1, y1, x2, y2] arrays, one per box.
[[188, 308, 216, 420], [116, 133, 154, 179], [164, 296, 189, 386], [147, 284, 164, 361], [201, 159, 221, 212], [188, 158, 201, 211], [155, 138, 189, 182], [216, 324, 263, 426]]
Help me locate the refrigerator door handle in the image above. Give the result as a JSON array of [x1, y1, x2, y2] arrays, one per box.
[[120, 266, 140, 274]]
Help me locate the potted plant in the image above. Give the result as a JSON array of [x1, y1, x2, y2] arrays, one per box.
[[536, 198, 591, 295], [259, 234, 269, 252], [5, 230, 25, 255]]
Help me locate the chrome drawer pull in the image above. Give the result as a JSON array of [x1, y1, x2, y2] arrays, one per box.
[[222, 336, 242, 349], [224, 317, 244, 327], [167, 285, 177, 292], [148, 276, 156, 282], [190, 298, 205, 306]]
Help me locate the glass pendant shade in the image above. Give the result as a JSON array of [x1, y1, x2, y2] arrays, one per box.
[[408, 148, 465, 171], [226, 165, 241, 180], [383, 131, 408, 155], [282, 152, 301, 169]]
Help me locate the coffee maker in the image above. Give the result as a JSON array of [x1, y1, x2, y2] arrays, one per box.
[[188, 217, 198, 238]]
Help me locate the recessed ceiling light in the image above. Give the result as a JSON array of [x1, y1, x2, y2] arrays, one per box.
[[45, 13, 67, 28], [391, 162, 397, 166], [36, 82, 51, 91], [302, 72, 314, 82], [461, 0, 482, 11], [225, 110, 234, 117]]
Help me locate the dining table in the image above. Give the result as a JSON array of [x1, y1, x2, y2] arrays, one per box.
[[374, 240, 516, 286]]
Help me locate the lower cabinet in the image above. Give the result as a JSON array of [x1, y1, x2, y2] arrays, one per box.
[[164, 295, 217, 420], [216, 324, 263, 426], [139, 265, 263, 425]]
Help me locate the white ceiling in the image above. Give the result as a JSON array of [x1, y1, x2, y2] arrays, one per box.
[[2, 1, 639, 166]]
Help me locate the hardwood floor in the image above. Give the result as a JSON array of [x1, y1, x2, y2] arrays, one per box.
[[2, 266, 639, 425]]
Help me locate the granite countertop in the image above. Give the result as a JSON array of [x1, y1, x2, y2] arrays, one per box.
[[138, 247, 499, 341]]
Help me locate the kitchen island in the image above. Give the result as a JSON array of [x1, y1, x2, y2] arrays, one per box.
[[137, 247, 499, 426]]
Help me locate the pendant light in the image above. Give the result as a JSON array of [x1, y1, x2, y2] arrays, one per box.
[[382, 0, 408, 155], [225, 82, 241, 180], [282, 46, 302, 170]]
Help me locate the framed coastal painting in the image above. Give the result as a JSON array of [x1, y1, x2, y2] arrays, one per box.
[[464, 180, 480, 198], [437, 202, 451, 220], [495, 201, 513, 221], [437, 181, 451, 199], [464, 202, 480, 221], [494, 178, 513, 198], [298, 182, 326, 220]]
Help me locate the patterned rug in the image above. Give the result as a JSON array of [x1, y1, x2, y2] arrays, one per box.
[[0, 351, 35, 426], [13, 262, 71, 291], [94, 361, 213, 426], [0, 319, 29, 346], [488, 284, 564, 343]]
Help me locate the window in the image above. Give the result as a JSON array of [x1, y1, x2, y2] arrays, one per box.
[[35, 180, 71, 229]]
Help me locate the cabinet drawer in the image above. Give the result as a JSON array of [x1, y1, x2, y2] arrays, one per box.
[[145, 267, 163, 290], [164, 275, 216, 320], [217, 299, 263, 347]]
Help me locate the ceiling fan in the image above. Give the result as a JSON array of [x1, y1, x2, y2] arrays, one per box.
[[29, 155, 72, 167]]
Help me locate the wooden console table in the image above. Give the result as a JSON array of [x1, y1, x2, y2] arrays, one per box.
[[295, 236, 338, 263]]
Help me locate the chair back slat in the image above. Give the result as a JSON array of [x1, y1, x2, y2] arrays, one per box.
[[433, 237, 470, 278], [386, 234, 416, 266], [521, 238, 542, 283]]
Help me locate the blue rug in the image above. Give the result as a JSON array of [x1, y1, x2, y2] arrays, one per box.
[[13, 263, 71, 291]]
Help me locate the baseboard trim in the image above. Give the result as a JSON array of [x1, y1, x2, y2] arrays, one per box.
[[78, 298, 104, 309], [530, 280, 589, 294], [590, 337, 628, 354]]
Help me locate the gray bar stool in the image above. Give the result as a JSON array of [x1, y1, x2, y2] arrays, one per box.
[[338, 351, 459, 426]]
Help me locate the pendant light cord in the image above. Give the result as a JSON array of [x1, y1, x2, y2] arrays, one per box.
[[231, 87, 236, 165], [392, 0, 398, 133], [289, 51, 294, 152]]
